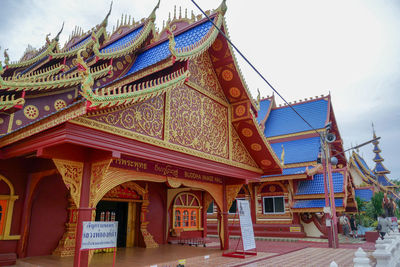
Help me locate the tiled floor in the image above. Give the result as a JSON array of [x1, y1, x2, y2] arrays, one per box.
[[14, 237, 376, 267]]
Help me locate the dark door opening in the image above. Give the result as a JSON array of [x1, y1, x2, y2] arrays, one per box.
[[95, 201, 128, 247]]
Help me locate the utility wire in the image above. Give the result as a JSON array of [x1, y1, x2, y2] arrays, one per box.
[[190, 0, 322, 137]]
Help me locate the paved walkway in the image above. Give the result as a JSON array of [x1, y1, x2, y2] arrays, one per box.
[[14, 236, 376, 267]]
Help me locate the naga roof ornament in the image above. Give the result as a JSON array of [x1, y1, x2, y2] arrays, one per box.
[[4, 48, 10, 66], [100, 1, 113, 28]]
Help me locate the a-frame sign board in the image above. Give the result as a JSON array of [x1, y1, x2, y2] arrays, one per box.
[[223, 199, 257, 259]]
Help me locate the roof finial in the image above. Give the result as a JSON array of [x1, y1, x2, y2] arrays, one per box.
[[174, 5, 176, 19], [46, 33, 51, 45], [166, 26, 177, 58], [148, 0, 160, 22], [55, 22, 65, 41], [256, 88, 260, 110], [101, 1, 113, 28], [372, 122, 376, 138], [280, 145, 285, 165], [216, 0, 227, 15]]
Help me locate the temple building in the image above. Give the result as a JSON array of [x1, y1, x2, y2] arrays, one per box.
[[349, 128, 399, 203], [207, 94, 358, 238], [0, 1, 285, 265]]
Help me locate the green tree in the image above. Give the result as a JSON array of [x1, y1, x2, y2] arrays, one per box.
[[355, 196, 366, 224], [367, 191, 384, 219]]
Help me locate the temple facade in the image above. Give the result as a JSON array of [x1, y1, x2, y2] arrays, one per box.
[[0, 1, 284, 265], [207, 94, 358, 238]]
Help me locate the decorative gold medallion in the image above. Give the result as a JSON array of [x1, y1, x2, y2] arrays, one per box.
[[235, 105, 246, 117], [15, 120, 22, 126], [212, 39, 223, 51], [44, 105, 50, 111], [24, 105, 39, 119], [221, 69, 233, 81], [125, 55, 132, 63], [229, 87, 241, 98], [67, 94, 73, 100], [250, 143, 262, 151], [0, 118, 4, 124], [261, 159, 272, 166], [269, 185, 276, 192], [54, 99, 67, 111], [241, 128, 253, 137], [116, 62, 124, 70]]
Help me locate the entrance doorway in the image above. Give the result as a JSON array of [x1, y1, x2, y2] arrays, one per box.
[[95, 200, 141, 248]]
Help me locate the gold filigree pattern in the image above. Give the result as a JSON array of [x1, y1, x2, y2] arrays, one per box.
[[24, 105, 39, 120], [188, 52, 226, 100], [231, 128, 258, 167], [226, 184, 243, 211], [92, 96, 164, 139], [90, 160, 112, 207], [53, 159, 83, 207], [169, 85, 228, 159]]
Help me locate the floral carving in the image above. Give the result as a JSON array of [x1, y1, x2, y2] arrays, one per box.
[[169, 85, 228, 158], [232, 128, 258, 167], [53, 159, 83, 207], [92, 95, 164, 139], [188, 52, 226, 100]]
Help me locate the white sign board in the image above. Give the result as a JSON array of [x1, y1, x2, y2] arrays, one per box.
[[237, 199, 256, 251], [81, 221, 118, 250]]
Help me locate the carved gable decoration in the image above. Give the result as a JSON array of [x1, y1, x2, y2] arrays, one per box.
[[86, 95, 164, 139], [169, 84, 228, 159], [103, 182, 142, 200], [188, 52, 226, 101], [231, 127, 258, 168]]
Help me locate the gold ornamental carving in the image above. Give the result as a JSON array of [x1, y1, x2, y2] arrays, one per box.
[[226, 184, 244, 211], [53, 197, 77, 257], [187, 52, 226, 101], [93, 95, 164, 139], [53, 159, 83, 207], [89, 159, 112, 207], [231, 128, 258, 167], [169, 85, 228, 159]]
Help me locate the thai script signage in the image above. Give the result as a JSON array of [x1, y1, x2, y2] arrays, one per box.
[[81, 221, 118, 250], [112, 156, 223, 184], [237, 199, 256, 251]]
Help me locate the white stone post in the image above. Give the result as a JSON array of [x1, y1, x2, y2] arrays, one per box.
[[353, 247, 371, 267], [329, 261, 338, 267], [373, 239, 392, 267]]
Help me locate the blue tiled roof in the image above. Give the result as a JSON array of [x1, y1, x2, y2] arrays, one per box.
[[356, 154, 375, 177], [262, 166, 308, 178], [101, 26, 144, 52], [296, 172, 344, 195], [257, 99, 271, 124], [377, 175, 395, 186], [373, 153, 383, 161], [374, 162, 389, 173], [124, 20, 213, 77], [389, 191, 400, 201], [355, 188, 373, 202], [270, 136, 320, 164], [70, 35, 91, 51], [292, 198, 343, 209], [264, 99, 328, 137]]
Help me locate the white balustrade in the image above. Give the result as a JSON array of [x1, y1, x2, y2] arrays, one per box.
[[353, 247, 371, 267]]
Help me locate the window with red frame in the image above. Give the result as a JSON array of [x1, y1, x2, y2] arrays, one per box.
[[173, 193, 201, 230]]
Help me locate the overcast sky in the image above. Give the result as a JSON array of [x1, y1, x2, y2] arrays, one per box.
[[1, 0, 399, 180]]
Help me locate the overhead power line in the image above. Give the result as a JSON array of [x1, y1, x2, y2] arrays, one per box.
[[190, 0, 321, 137]]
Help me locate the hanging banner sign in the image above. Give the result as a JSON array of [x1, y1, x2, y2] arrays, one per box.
[[237, 199, 256, 251], [81, 221, 118, 250]]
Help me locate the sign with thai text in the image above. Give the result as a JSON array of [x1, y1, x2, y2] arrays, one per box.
[[81, 221, 118, 250], [111, 156, 223, 184], [237, 199, 256, 251]]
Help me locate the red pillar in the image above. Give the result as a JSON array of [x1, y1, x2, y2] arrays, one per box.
[[250, 185, 257, 224], [73, 162, 93, 267], [202, 193, 207, 238], [220, 183, 229, 250]]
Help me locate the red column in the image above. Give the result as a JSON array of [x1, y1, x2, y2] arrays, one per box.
[[73, 162, 93, 267], [250, 185, 257, 224], [220, 183, 229, 250], [202, 193, 207, 238]]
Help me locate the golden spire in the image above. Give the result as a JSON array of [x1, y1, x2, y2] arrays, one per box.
[[148, 0, 160, 22], [54, 22, 65, 41]]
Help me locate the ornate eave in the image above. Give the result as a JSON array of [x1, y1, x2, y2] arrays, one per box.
[[83, 68, 189, 108], [6, 42, 58, 69], [0, 64, 112, 92], [0, 93, 25, 111]]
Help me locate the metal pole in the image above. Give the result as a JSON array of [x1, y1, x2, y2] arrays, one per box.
[[325, 142, 338, 248], [320, 136, 333, 248]]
